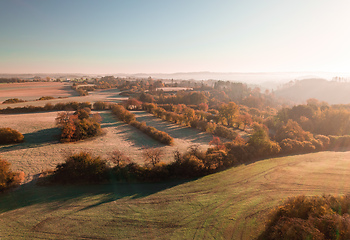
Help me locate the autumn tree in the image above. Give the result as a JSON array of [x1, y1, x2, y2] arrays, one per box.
[[219, 102, 238, 127]]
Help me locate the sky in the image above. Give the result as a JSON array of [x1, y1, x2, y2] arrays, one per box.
[[1, 0, 350, 74]]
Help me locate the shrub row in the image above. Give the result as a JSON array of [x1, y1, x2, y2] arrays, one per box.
[[130, 121, 173, 145], [0, 101, 92, 114], [111, 104, 173, 145]]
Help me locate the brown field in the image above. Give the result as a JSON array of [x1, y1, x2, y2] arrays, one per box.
[[0, 82, 77, 102], [0, 87, 128, 109]]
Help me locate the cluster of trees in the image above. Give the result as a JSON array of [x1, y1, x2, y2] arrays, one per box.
[[0, 101, 92, 114], [263, 100, 350, 153], [275, 101, 350, 136], [111, 104, 173, 145], [56, 108, 102, 142], [260, 195, 350, 240], [0, 158, 25, 192], [0, 128, 24, 145]]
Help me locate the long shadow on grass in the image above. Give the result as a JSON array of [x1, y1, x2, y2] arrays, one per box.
[[0, 179, 191, 214], [115, 121, 160, 148], [0, 128, 60, 153]]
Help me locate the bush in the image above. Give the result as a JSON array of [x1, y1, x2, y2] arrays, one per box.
[[259, 195, 350, 240], [0, 128, 24, 144], [38, 96, 54, 100], [2, 98, 26, 104], [51, 152, 109, 184], [0, 158, 25, 192]]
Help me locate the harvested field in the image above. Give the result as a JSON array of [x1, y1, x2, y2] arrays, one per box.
[[0, 82, 76, 103], [0, 151, 350, 239], [0, 111, 160, 182], [0, 87, 128, 109]]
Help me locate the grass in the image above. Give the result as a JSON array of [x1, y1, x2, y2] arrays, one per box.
[[1, 151, 350, 239]]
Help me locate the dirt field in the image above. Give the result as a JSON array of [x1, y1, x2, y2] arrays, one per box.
[[0, 82, 77, 102], [0, 151, 350, 239]]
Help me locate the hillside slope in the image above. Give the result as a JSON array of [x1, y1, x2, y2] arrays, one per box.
[[1, 151, 350, 239], [275, 78, 350, 104]]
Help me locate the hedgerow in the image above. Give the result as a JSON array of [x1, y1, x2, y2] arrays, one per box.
[[0, 101, 92, 114]]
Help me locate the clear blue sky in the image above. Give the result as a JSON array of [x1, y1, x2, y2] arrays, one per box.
[[1, 0, 350, 74]]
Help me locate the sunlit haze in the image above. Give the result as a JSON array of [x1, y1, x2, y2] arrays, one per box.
[[1, 0, 350, 74]]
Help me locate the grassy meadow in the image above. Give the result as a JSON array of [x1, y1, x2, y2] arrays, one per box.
[[1, 151, 350, 239]]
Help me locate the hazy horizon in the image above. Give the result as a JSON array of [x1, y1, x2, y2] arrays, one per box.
[[2, 0, 350, 74]]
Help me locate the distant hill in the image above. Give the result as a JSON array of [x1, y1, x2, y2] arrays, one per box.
[[275, 78, 350, 104]]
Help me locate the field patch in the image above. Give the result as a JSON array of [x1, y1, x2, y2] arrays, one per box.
[[0, 111, 162, 182], [0, 110, 217, 183], [0, 87, 128, 109], [0, 82, 76, 103]]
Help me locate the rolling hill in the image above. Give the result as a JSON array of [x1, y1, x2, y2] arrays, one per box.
[[1, 151, 350, 239], [275, 78, 350, 104]]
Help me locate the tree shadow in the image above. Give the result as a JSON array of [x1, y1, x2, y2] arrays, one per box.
[[98, 111, 120, 128], [0, 128, 61, 153], [114, 122, 160, 148], [0, 178, 191, 214]]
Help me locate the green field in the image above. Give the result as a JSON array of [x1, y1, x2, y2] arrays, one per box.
[[1, 151, 350, 239]]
